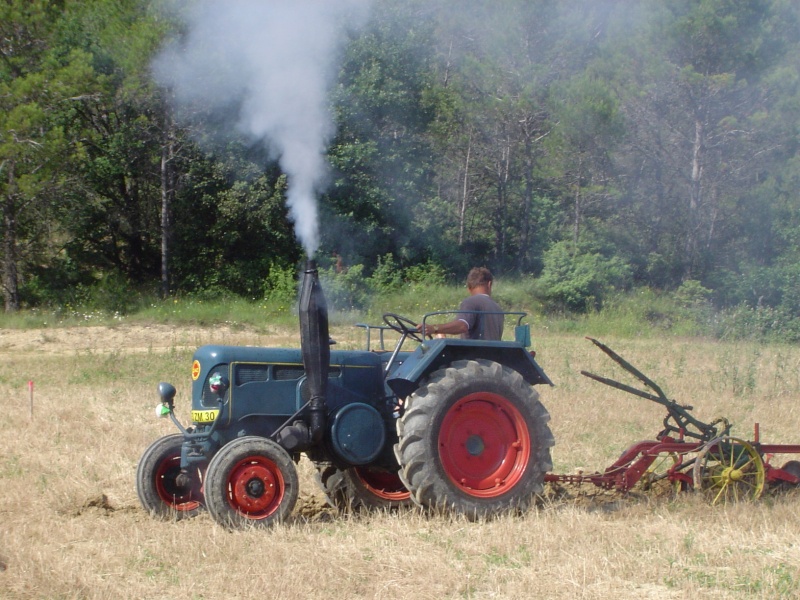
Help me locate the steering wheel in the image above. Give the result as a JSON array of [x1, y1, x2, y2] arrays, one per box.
[[382, 313, 423, 343]]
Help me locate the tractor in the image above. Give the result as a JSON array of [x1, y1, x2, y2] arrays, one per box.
[[136, 261, 555, 528]]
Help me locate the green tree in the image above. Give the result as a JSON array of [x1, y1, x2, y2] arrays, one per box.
[[59, 0, 170, 287], [326, 0, 438, 270], [549, 72, 624, 249], [613, 0, 789, 286], [169, 153, 300, 297], [419, 1, 628, 275], [0, 0, 102, 311]]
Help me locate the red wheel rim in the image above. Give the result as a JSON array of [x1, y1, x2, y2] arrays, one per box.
[[154, 453, 202, 512], [354, 466, 411, 502], [438, 392, 531, 498], [226, 456, 285, 519]]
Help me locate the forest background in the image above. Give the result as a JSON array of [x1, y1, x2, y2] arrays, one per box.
[[3, 0, 800, 341]]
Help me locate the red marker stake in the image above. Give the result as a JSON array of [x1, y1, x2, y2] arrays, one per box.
[[28, 380, 33, 419]]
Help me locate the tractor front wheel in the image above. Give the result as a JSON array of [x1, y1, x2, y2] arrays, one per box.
[[315, 463, 411, 512], [396, 359, 554, 519], [136, 433, 205, 520], [205, 436, 298, 529]]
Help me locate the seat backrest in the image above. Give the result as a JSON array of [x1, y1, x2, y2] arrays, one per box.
[[514, 324, 531, 347]]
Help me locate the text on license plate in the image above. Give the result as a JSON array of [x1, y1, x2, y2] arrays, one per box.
[[192, 409, 220, 423]]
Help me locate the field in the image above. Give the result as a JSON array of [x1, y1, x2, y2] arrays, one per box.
[[2, 322, 800, 599]]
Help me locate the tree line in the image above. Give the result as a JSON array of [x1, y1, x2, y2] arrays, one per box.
[[3, 0, 800, 317]]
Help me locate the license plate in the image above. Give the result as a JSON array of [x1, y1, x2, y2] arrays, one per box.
[[191, 409, 220, 423]]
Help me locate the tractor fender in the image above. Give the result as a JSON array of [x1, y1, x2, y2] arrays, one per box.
[[386, 338, 552, 399]]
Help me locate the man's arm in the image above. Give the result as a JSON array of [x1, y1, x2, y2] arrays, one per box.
[[418, 297, 475, 337], [418, 318, 469, 337]]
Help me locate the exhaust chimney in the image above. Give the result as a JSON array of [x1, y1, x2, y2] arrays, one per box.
[[298, 259, 330, 443]]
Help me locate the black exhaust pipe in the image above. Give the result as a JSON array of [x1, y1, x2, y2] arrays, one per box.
[[298, 259, 329, 444]]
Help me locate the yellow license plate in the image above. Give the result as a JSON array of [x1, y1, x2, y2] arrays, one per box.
[[191, 409, 220, 423]]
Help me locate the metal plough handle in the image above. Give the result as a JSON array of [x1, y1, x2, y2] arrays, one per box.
[[581, 337, 730, 443]]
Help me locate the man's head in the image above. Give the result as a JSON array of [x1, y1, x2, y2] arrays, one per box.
[[466, 267, 494, 293]]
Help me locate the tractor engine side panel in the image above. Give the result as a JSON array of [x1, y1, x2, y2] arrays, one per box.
[[190, 345, 389, 437]]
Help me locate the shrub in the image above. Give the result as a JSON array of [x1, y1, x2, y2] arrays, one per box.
[[403, 260, 448, 288], [712, 304, 800, 343], [320, 264, 372, 311], [75, 273, 145, 315], [368, 254, 404, 295], [674, 279, 713, 308], [263, 262, 298, 304], [538, 241, 631, 312]]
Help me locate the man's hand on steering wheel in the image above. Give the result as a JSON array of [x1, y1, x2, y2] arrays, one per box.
[[415, 321, 438, 339], [382, 313, 424, 343]]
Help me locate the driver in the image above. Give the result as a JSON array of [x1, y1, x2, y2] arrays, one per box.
[[418, 267, 504, 341]]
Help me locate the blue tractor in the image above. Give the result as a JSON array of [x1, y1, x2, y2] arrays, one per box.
[[136, 262, 554, 528]]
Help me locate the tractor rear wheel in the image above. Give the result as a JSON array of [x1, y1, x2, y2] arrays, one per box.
[[205, 436, 298, 529], [396, 359, 554, 519], [136, 433, 205, 520], [315, 463, 411, 511]]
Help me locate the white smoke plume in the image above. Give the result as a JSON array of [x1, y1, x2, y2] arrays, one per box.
[[153, 0, 372, 257]]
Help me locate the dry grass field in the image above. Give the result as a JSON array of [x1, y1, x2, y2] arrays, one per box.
[[2, 323, 800, 599]]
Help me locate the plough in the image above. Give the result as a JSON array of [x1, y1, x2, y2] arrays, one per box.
[[544, 338, 800, 504]]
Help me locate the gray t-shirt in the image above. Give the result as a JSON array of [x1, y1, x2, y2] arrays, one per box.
[[457, 294, 504, 340]]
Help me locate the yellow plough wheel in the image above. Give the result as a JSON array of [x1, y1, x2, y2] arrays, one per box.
[[638, 452, 683, 495], [693, 436, 765, 504]]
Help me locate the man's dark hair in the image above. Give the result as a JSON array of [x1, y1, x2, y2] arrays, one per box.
[[466, 267, 493, 290]]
